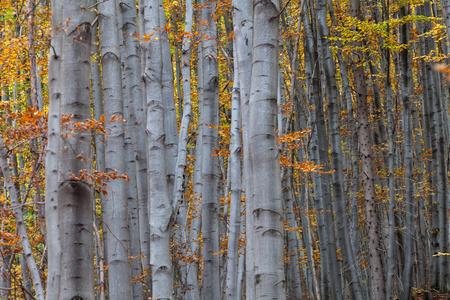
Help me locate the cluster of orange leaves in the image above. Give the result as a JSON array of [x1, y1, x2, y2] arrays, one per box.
[[70, 169, 130, 195]]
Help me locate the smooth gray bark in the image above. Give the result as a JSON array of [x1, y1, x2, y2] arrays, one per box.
[[143, 1, 174, 298], [119, 0, 150, 289], [45, 0, 62, 297], [225, 44, 242, 299], [200, 0, 221, 298], [172, 0, 193, 209], [160, 4, 178, 202], [421, 3, 441, 289], [58, 1, 94, 298], [98, 0, 132, 298], [231, 1, 254, 298], [123, 71, 143, 300], [249, 1, 286, 299], [305, 5, 345, 298]]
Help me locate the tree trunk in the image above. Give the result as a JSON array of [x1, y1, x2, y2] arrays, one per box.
[[98, 0, 132, 298], [124, 79, 143, 300], [399, 6, 415, 299], [119, 0, 151, 291], [160, 4, 178, 204], [231, 1, 254, 298], [249, 1, 286, 299], [45, 0, 62, 297], [200, 0, 221, 298], [225, 43, 242, 299], [350, 0, 386, 298], [58, 1, 94, 298], [143, 0, 174, 298]]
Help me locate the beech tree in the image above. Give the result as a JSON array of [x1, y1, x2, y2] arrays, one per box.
[[248, 1, 286, 299], [98, 0, 132, 298], [57, 0, 95, 299], [200, 0, 221, 296], [45, 0, 62, 297], [143, 0, 174, 298]]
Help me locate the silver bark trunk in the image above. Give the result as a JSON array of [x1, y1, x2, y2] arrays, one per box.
[[231, 1, 254, 298], [45, 0, 62, 297], [143, 0, 174, 298], [225, 44, 242, 299], [249, 1, 286, 299], [58, 1, 94, 298], [200, 0, 221, 298], [119, 0, 151, 288], [98, 0, 132, 297]]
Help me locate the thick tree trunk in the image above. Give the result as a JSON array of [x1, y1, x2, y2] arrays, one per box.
[[119, 0, 150, 289], [143, 1, 174, 298], [200, 0, 221, 298], [159, 4, 178, 202], [98, 0, 132, 298], [58, 1, 94, 298], [249, 1, 286, 299]]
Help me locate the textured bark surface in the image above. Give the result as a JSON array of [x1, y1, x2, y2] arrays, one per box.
[[98, 0, 132, 298], [119, 0, 150, 286], [351, 0, 386, 298], [143, 1, 174, 298], [160, 5, 178, 202], [231, 1, 254, 298], [225, 46, 242, 299], [45, 0, 62, 297], [200, 0, 221, 298], [58, 1, 94, 298], [124, 97, 143, 300], [249, 1, 286, 299]]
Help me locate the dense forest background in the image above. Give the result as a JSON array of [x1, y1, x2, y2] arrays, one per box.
[[0, 0, 449, 299]]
